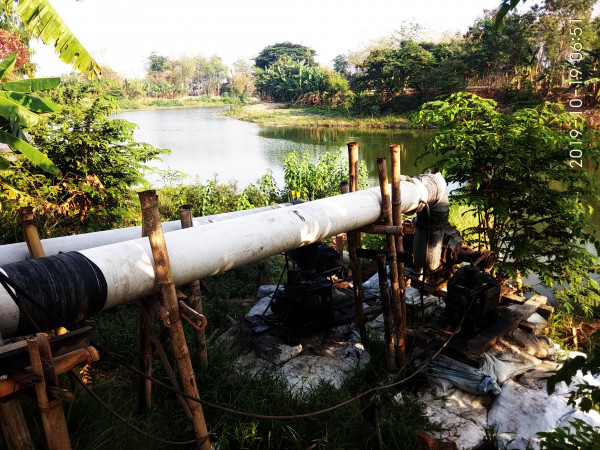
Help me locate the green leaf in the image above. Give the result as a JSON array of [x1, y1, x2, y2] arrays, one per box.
[[0, 97, 40, 128], [2, 77, 61, 93], [0, 130, 58, 174], [0, 155, 10, 170], [0, 91, 62, 113], [16, 0, 101, 79], [0, 53, 16, 83]]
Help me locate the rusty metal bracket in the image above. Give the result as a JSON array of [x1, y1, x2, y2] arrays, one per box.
[[178, 301, 207, 331]]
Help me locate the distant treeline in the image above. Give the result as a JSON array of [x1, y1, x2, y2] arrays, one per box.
[[94, 1, 599, 114]]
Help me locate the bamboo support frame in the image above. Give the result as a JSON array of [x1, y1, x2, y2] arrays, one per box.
[[137, 220, 154, 412], [27, 334, 72, 450], [179, 205, 208, 369], [342, 176, 366, 340], [0, 346, 99, 398], [376, 253, 395, 369], [356, 223, 414, 236], [136, 299, 192, 419], [390, 145, 407, 362], [0, 327, 34, 450], [376, 157, 404, 365], [18, 207, 45, 259], [138, 190, 211, 450], [0, 209, 42, 450]]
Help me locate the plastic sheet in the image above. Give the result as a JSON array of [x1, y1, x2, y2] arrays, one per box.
[[427, 354, 501, 395]]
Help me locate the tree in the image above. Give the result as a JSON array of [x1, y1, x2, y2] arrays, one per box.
[[227, 58, 255, 97], [254, 42, 316, 70], [255, 57, 350, 105], [147, 52, 168, 73], [332, 54, 349, 76], [0, 52, 60, 180], [5, 78, 168, 236], [351, 41, 435, 103], [414, 92, 600, 314], [463, 11, 540, 88]]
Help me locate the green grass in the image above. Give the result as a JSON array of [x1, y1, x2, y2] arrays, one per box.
[[117, 95, 242, 112], [224, 103, 412, 129], [1, 258, 431, 450]]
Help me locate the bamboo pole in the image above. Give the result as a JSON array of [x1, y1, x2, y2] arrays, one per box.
[[376, 253, 395, 369], [347, 142, 360, 193], [0, 346, 99, 398], [18, 207, 45, 259], [138, 190, 210, 450], [179, 205, 208, 369], [389, 145, 407, 363], [341, 179, 366, 340], [136, 299, 192, 419], [27, 334, 71, 450], [347, 142, 361, 249], [376, 157, 404, 364], [0, 209, 42, 450], [0, 329, 34, 450], [137, 214, 155, 412]]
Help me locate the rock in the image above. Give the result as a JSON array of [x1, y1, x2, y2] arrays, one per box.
[[256, 284, 278, 299], [246, 296, 273, 317]]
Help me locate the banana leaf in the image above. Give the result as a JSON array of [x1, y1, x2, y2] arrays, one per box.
[[2, 77, 61, 93], [0, 97, 40, 128], [16, 0, 101, 78], [0, 53, 16, 83], [0, 130, 58, 174], [0, 91, 62, 113], [0, 154, 10, 170]]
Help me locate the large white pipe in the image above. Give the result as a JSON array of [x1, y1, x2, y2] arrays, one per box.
[[0, 202, 301, 265], [0, 173, 446, 338]]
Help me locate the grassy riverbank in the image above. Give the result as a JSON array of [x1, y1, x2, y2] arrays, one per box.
[[224, 102, 412, 128], [117, 95, 241, 111]]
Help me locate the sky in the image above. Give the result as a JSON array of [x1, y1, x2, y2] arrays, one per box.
[[32, 0, 520, 78]]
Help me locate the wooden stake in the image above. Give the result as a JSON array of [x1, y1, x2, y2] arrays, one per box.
[[347, 142, 360, 193], [0, 209, 43, 450], [27, 334, 71, 450], [342, 179, 366, 340], [0, 331, 34, 450], [347, 142, 362, 249], [179, 205, 208, 369], [389, 145, 407, 363], [18, 207, 45, 258], [137, 299, 154, 412], [376, 253, 395, 369], [0, 346, 99, 398], [138, 190, 211, 450], [136, 299, 192, 419], [377, 157, 405, 364], [137, 222, 154, 412]]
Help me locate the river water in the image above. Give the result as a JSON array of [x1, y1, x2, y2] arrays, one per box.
[[113, 106, 435, 188], [113, 106, 599, 298]]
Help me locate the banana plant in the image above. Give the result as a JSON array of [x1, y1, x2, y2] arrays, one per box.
[[0, 51, 61, 174], [15, 0, 101, 79]]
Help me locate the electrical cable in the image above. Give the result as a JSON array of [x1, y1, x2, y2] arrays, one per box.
[[1, 265, 472, 422], [261, 252, 288, 316], [70, 370, 197, 446], [418, 200, 431, 326]]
